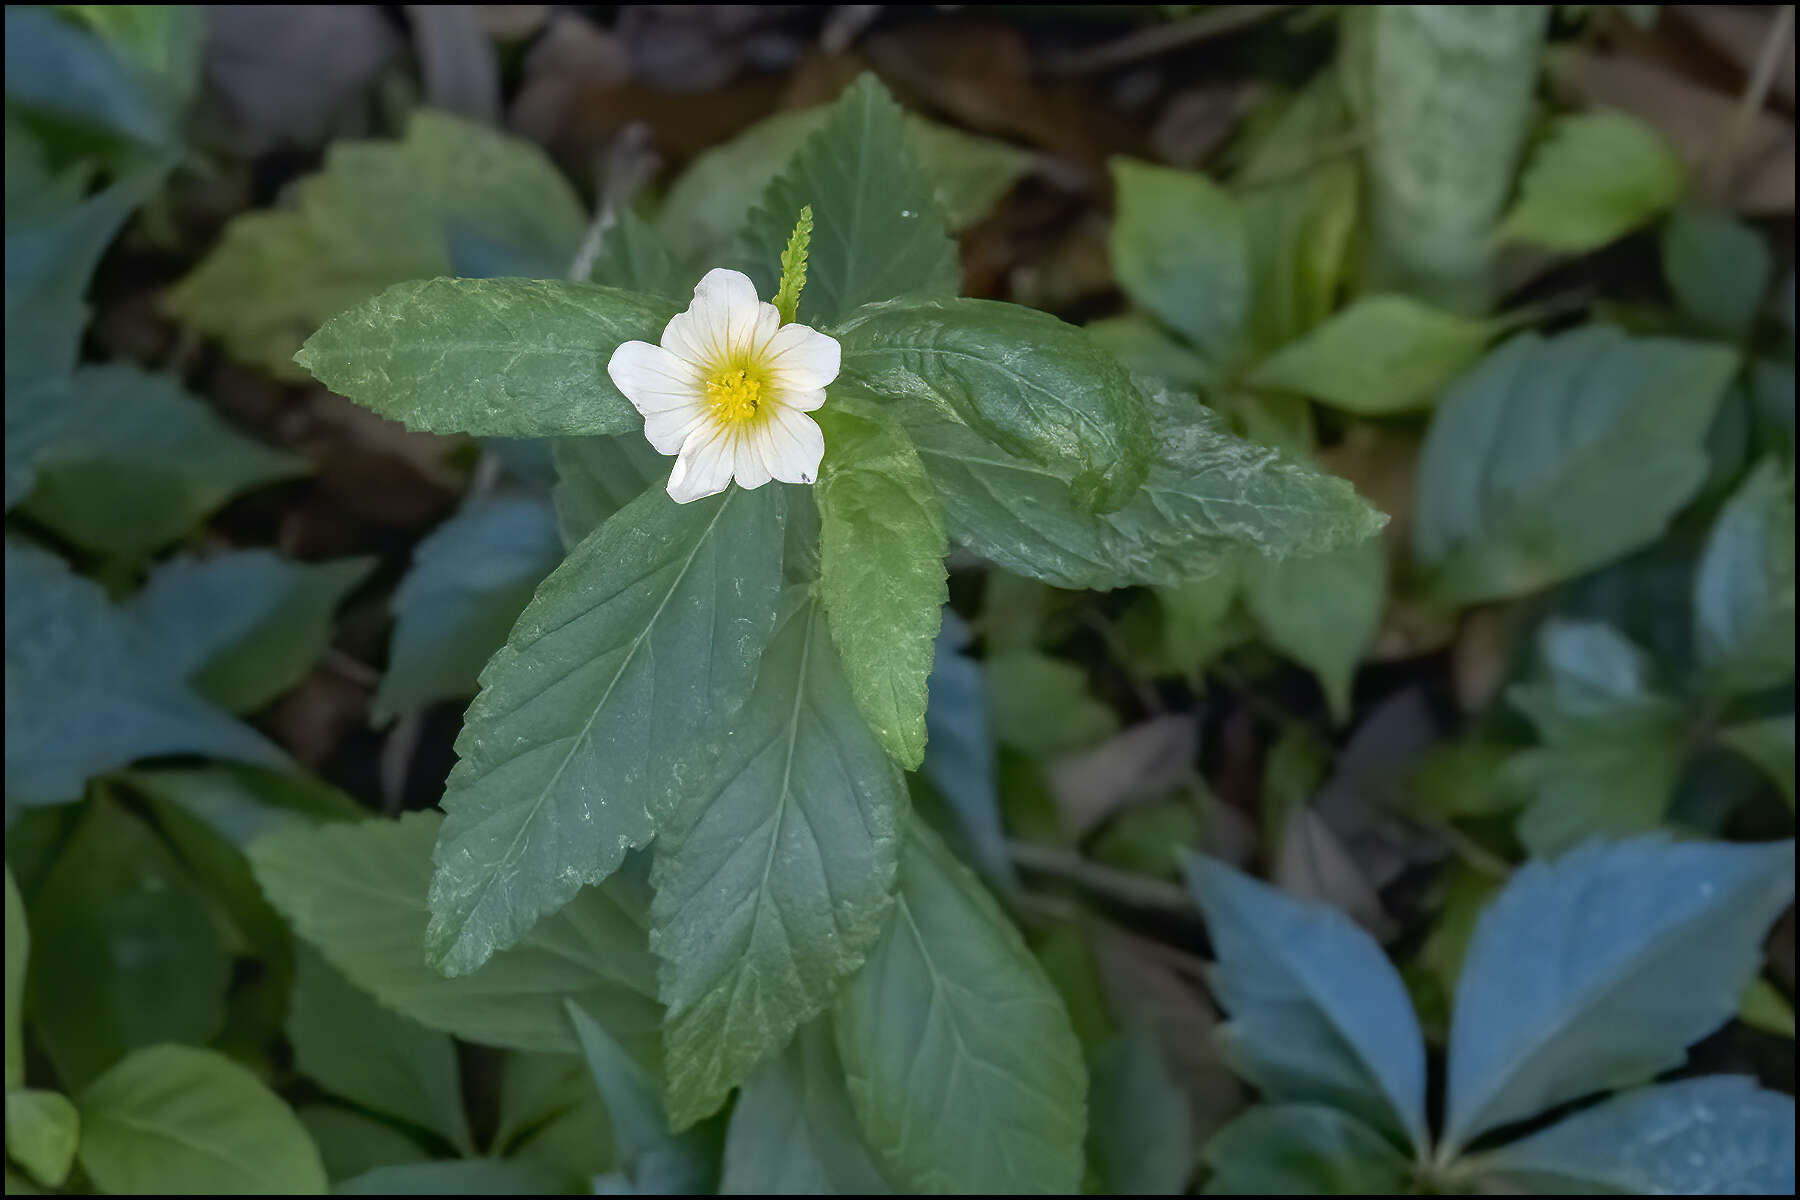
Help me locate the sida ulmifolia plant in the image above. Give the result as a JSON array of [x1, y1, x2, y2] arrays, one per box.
[[293, 75, 1384, 1191]]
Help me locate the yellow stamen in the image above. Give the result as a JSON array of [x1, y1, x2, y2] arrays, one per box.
[[706, 366, 766, 427]]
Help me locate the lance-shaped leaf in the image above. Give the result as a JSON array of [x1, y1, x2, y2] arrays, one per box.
[[652, 598, 904, 1128], [295, 277, 678, 438], [817, 404, 948, 768], [426, 484, 786, 976], [836, 298, 1152, 513], [834, 814, 1086, 1194], [907, 381, 1383, 591]]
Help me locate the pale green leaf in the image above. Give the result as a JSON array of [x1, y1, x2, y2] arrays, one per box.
[[817, 405, 948, 767], [1721, 715, 1795, 807], [1662, 206, 1774, 340], [77, 1045, 327, 1195], [1083, 313, 1214, 389], [4, 1090, 78, 1189], [1246, 537, 1386, 722], [1444, 835, 1796, 1153], [1415, 328, 1738, 605], [1200, 1105, 1411, 1195], [652, 598, 904, 1127], [1694, 459, 1795, 696], [834, 815, 1086, 1195], [1501, 110, 1686, 254], [986, 649, 1119, 757], [1107, 157, 1250, 364], [1739, 977, 1796, 1039]]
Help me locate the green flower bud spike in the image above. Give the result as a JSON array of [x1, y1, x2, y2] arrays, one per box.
[[773, 205, 813, 326]]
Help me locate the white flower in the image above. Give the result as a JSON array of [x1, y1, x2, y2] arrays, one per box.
[[607, 268, 840, 504]]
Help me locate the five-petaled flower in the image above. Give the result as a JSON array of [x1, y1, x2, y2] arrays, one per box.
[[607, 268, 840, 503]]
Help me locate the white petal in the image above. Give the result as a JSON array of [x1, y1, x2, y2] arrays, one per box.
[[661, 268, 778, 368], [607, 341, 706, 454], [667, 427, 736, 503], [780, 387, 827, 413], [757, 408, 826, 486], [730, 430, 774, 489], [760, 323, 841, 391]]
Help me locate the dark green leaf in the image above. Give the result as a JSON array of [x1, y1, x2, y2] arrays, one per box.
[[120, 764, 361, 850], [1200, 1105, 1411, 1195], [1721, 715, 1795, 808], [1694, 459, 1795, 696], [566, 999, 716, 1195], [5, 867, 25, 1090], [1089, 1028, 1194, 1195], [298, 1105, 431, 1183], [549, 435, 665, 548], [1662, 207, 1774, 340], [1107, 158, 1250, 364], [338, 1159, 573, 1195]]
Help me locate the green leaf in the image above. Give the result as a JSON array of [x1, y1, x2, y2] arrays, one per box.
[[548, 434, 665, 548], [1107, 158, 1250, 365], [1694, 459, 1795, 696], [736, 75, 958, 326], [249, 813, 662, 1061], [132, 550, 374, 713], [295, 277, 678, 439], [1444, 835, 1796, 1153], [586, 208, 687, 298], [288, 948, 472, 1155], [4, 540, 284, 808], [57, 5, 205, 104], [1500, 110, 1686, 254], [1083, 313, 1215, 389], [425, 484, 785, 977], [719, 1021, 892, 1195], [19, 364, 309, 557], [120, 764, 361, 850], [337, 1159, 572, 1195], [834, 815, 1086, 1194], [1472, 1077, 1795, 1195], [651, 598, 904, 1127], [4, 1090, 78, 1188], [1200, 1105, 1412, 1195], [26, 797, 232, 1089], [77, 1044, 327, 1194], [1414, 327, 1738, 606], [1722, 715, 1795, 807], [372, 496, 563, 721], [986, 648, 1119, 757], [1249, 295, 1500, 415], [920, 612, 1015, 886], [1179, 853, 1429, 1150], [298, 1105, 430, 1183], [1739, 976, 1796, 1039], [837, 298, 1154, 514], [493, 1054, 614, 1182], [4, 7, 173, 150], [168, 111, 588, 380], [909, 380, 1384, 591], [565, 999, 716, 1195], [817, 405, 948, 768], [1088, 1028, 1194, 1195], [1662, 207, 1774, 340], [1246, 537, 1386, 723], [4, 868, 25, 1090]]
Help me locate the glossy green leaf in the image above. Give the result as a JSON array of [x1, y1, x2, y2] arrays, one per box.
[[1444, 835, 1796, 1153], [132, 550, 374, 713], [1089, 1028, 1193, 1195], [4, 541, 285, 808], [1246, 537, 1386, 723], [834, 815, 1086, 1195], [1249, 295, 1499, 415], [836, 298, 1153, 513], [987, 648, 1119, 757], [1107, 158, 1250, 364], [1722, 715, 1795, 807], [4, 1090, 78, 1188], [817, 405, 947, 768], [1662, 207, 1774, 340], [1415, 328, 1738, 605], [1501, 111, 1686, 254], [250, 813, 662, 1061], [652, 598, 903, 1127], [427, 484, 785, 976], [4, 867, 24, 1090], [1180, 853, 1428, 1150], [737, 75, 958, 326], [295, 277, 677, 439], [1473, 1076, 1795, 1195], [77, 1044, 327, 1194], [1200, 1105, 1411, 1195], [168, 111, 588, 381], [1694, 459, 1795, 696], [372, 496, 564, 721]]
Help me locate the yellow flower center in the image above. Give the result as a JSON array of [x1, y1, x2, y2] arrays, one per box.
[[705, 366, 768, 427]]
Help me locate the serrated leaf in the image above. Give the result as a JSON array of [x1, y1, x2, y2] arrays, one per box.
[[736, 75, 958, 326], [131, 549, 374, 713], [1722, 715, 1795, 807], [1089, 1028, 1194, 1195], [77, 1044, 327, 1194], [1501, 110, 1686, 254], [1444, 835, 1796, 1153], [373, 495, 564, 721], [836, 299, 1153, 513], [549, 434, 665, 548], [295, 277, 678, 439], [1179, 853, 1429, 1150], [719, 1021, 892, 1195], [1107, 158, 1250, 365], [1246, 537, 1386, 723], [1415, 327, 1738, 605], [249, 813, 662, 1060], [168, 111, 588, 380], [652, 598, 904, 1127], [1662, 206, 1775, 340], [425, 484, 785, 976], [4, 1090, 78, 1189], [1694, 458, 1795, 696], [4, 540, 285, 810], [1249, 295, 1500, 415], [833, 815, 1086, 1195], [288, 947, 473, 1155], [1200, 1105, 1412, 1195], [909, 380, 1384, 591], [18, 364, 309, 557], [817, 405, 947, 767], [1474, 1076, 1795, 1195]]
